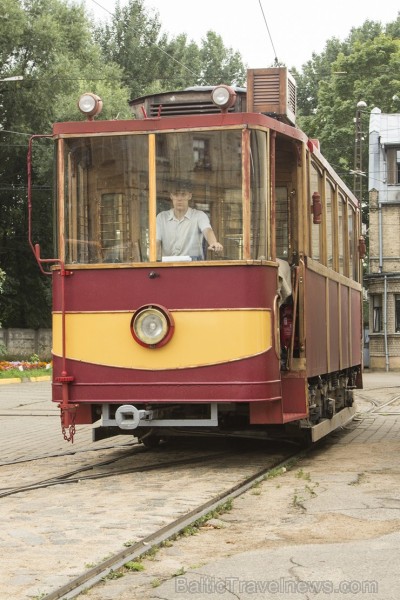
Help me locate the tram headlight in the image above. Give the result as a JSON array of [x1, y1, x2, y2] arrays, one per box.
[[131, 305, 174, 348], [211, 85, 236, 112], [78, 93, 103, 120]]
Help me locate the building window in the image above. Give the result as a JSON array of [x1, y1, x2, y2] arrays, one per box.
[[373, 295, 383, 332], [387, 148, 400, 185], [193, 138, 211, 170], [396, 295, 400, 333]]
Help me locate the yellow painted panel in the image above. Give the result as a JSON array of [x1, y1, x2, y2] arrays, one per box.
[[53, 310, 272, 370]]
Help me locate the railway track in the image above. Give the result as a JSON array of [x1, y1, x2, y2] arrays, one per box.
[[5, 382, 388, 600], [0, 438, 137, 467], [1, 432, 301, 600], [0, 450, 232, 498], [354, 390, 400, 416], [40, 447, 304, 600]]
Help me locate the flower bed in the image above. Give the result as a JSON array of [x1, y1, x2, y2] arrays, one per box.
[[0, 360, 52, 379], [0, 360, 50, 371]]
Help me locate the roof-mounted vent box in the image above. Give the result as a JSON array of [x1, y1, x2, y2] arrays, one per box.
[[247, 67, 297, 126]]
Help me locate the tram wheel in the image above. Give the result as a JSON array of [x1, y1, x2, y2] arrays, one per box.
[[139, 432, 162, 448]]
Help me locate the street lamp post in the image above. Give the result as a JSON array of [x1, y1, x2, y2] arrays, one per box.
[[353, 100, 367, 201]]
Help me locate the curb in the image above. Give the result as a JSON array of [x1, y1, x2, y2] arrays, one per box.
[[0, 378, 22, 385], [28, 375, 52, 382], [0, 375, 51, 385]]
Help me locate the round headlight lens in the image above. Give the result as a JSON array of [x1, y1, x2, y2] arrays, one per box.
[[211, 85, 236, 110], [77, 93, 103, 118], [131, 306, 174, 347]]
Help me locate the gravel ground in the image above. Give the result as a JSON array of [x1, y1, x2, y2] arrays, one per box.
[[82, 371, 400, 600]]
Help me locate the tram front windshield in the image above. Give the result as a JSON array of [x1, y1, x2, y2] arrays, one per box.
[[62, 129, 268, 264]]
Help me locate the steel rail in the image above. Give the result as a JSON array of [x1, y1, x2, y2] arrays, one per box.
[[353, 392, 400, 417], [0, 440, 139, 467], [0, 452, 231, 498], [41, 449, 305, 600]]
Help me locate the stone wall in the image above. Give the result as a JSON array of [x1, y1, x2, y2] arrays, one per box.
[[0, 329, 52, 359]]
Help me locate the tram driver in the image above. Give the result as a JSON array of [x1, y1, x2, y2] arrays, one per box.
[[156, 180, 223, 261]]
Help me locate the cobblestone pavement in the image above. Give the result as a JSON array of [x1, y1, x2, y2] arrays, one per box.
[[0, 381, 291, 600], [1, 373, 400, 600], [81, 371, 400, 600], [0, 381, 98, 463]]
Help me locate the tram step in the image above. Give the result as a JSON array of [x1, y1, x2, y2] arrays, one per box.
[[282, 412, 308, 423]]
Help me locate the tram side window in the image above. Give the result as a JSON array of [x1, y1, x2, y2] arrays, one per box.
[[338, 194, 345, 275], [326, 181, 334, 269], [250, 130, 268, 259], [348, 206, 357, 280], [276, 187, 289, 259], [310, 163, 322, 261]]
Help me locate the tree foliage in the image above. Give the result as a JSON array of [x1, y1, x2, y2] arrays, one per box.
[[0, 0, 247, 329], [94, 0, 247, 96], [293, 15, 400, 197], [1, 0, 398, 330], [0, 0, 130, 328]]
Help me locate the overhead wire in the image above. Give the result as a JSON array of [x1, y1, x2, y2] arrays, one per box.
[[258, 0, 279, 65]]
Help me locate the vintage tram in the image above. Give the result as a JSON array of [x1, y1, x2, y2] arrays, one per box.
[[28, 67, 363, 445]]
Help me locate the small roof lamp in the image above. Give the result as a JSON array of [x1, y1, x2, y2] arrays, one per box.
[[78, 93, 103, 120], [211, 85, 236, 113]]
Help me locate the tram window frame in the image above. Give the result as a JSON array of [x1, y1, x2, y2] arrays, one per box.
[[275, 186, 289, 259], [61, 128, 270, 265], [325, 178, 335, 270], [62, 135, 150, 265], [249, 129, 268, 261], [348, 205, 358, 280], [309, 161, 323, 262], [337, 193, 346, 275]]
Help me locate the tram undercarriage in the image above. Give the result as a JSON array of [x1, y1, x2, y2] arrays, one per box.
[[91, 367, 359, 445]]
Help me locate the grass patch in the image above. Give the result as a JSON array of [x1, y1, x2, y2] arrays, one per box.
[[125, 561, 145, 572], [349, 472, 366, 486]]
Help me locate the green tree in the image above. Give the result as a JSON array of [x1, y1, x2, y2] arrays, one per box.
[[294, 15, 400, 197], [95, 0, 247, 97], [0, 0, 130, 328], [95, 0, 167, 98], [198, 31, 246, 87]]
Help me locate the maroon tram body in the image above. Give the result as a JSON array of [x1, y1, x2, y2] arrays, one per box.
[[29, 68, 363, 445]]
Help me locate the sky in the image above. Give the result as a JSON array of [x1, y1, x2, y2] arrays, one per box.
[[85, 0, 399, 70]]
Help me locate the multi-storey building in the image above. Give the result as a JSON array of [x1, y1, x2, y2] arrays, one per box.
[[366, 108, 400, 370]]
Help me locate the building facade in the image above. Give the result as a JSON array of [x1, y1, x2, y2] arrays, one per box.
[[366, 108, 400, 370]]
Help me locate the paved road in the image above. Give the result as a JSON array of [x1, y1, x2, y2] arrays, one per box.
[[0, 379, 292, 600], [81, 370, 400, 600], [1, 372, 400, 600], [2, 371, 399, 460], [0, 381, 99, 462]]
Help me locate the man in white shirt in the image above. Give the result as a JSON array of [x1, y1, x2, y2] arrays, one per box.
[[156, 180, 223, 260]]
